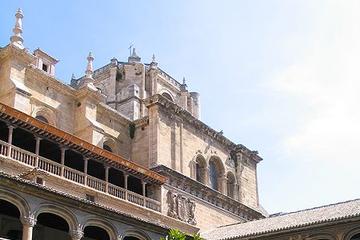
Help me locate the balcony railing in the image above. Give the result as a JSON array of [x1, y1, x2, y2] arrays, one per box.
[[0, 140, 161, 212]]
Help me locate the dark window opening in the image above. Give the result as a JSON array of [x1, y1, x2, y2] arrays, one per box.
[[39, 139, 61, 163], [87, 159, 105, 180], [123, 237, 142, 240], [128, 175, 142, 195], [0, 120, 9, 142], [109, 168, 124, 187], [64, 150, 84, 172], [42, 64, 48, 72], [84, 226, 110, 240], [12, 128, 36, 153], [116, 71, 122, 82], [103, 144, 113, 152], [86, 194, 95, 202], [351, 234, 360, 240], [34, 213, 69, 240]]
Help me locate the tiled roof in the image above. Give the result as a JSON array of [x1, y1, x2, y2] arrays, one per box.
[[202, 199, 360, 240]]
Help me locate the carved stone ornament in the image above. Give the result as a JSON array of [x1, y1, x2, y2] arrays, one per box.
[[20, 214, 37, 227], [167, 190, 197, 225], [70, 226, 84, 240]]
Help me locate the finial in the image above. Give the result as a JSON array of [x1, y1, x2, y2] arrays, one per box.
[[71, 73, 76, 79], [180, 77, 188, 91], [85, 52, 94, 79], [10, 8, 24, 49], [150, 54, 158, 69], [128, 47, 141, 63]]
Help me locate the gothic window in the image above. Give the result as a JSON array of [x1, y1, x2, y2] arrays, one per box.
[[226, 172, 235, 198], [209, 157, 225, 192], [35, 115, 49, 123], [209, 160, 218, 190]]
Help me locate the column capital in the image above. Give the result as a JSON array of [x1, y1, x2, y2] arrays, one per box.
[[7, 124, 15, 130], [20, 215, 37, 227], [70, 228, 84, 240]]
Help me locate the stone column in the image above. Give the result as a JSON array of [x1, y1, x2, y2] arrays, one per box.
[[21, 215, 36, 240], [84, 158, 88, 185], [124, 174, 128, 200], [142, 181, 146, 197], [105, 165, 110, 193], [34, 137, 41, 167], [60, 148, 66, 177], [7, 125, 14, 157]]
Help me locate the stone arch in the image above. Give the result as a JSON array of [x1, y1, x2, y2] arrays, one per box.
[[34, 203, 78, 232], [102, 136, 117, 153], [0, 188, 31, 219], [226, 171, 236, 198], [82, 217, 118, 240], [160, 90, 175, 102], [32, 106, 56, 126], [208, 156, 225, 192], [121, 229, 151, 240], [344, 228, 360, 240], [306, 233, 337, 240]]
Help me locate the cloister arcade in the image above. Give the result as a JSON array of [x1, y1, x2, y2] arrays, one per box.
[[0, 193, 153, 240]]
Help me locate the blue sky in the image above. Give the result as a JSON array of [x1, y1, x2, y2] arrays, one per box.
[[1, 0, 359, 214]]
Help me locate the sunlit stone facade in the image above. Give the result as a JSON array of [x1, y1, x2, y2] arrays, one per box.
[[0, 8, 359, 240]]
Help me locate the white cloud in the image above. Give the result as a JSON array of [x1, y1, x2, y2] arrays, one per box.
[[268, 0, 360, 165]]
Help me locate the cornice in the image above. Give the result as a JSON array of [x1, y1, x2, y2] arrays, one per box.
[[0, 44, 35, 63], [145, 94, 262, 163], [152, 165, 265, 221]]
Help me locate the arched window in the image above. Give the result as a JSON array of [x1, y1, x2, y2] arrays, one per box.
[[162, 92, 173, 102], [35, 115, 49, 123], [195, 156, 206, 184], [208, 157, 225, 192], [209, 161, 218, 190], [226, 172, 235, 198]]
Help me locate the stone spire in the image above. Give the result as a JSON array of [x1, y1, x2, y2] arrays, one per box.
[[128, 48, 141, 63], [150, 54, 158, 69], [85, 52, 94, 79], [10, 8, 24, 49]]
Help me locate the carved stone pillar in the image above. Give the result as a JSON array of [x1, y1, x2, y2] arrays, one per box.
[[21, 215, 36, 240]]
